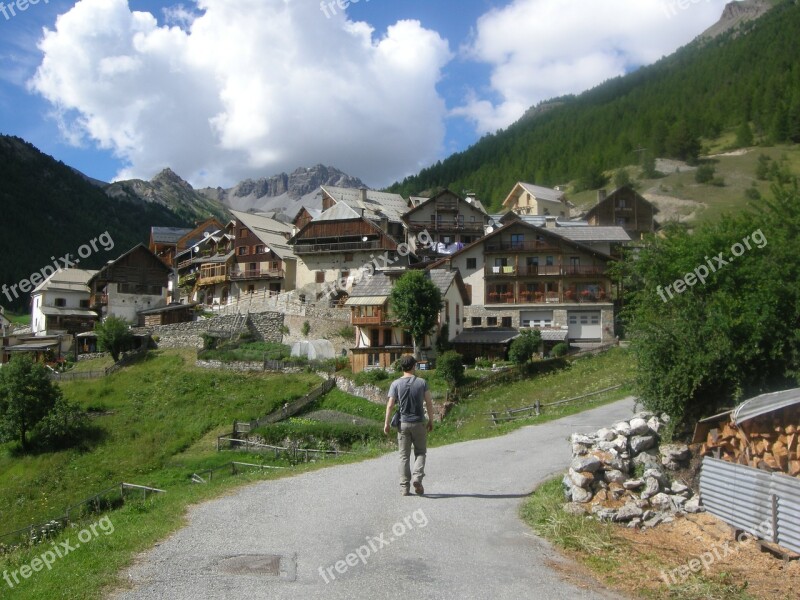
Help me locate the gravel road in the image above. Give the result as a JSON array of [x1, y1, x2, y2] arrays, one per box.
[[113, 398, 636, 600]]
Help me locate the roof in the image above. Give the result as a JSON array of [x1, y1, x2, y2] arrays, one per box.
[[349, 272, 393, 297], [553, 227, 631, 243], [88, 244, 171, 286], [539, 329, 569, 341], [138, 302, 199, 315], [321, 186, 409, 223], [40, 306, 98, 318], [402, 189, 488, 221], [344, 296, 389, 306], [32, 268, 98, 294], [503, 182, 565, 208], [585, 185, 660, 220], [732, 388, 800, 426], [230, 210, 296, 261], [451, 328, 520, 345], [5, 338, 61, 352], [316, 202, 362, 221], [151, 227, 193, 245]]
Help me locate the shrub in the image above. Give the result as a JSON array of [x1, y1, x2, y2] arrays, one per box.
[[509, 329, 542, 365], [200, 332, 218, 351], [436, 350, 465, 388], [551, 343, 570, 358], [353, 369, 390, 386], [474, 357, 493, 369], [301, 321, 311, 337], [335, 325, 355, 339], [695, 163, 715, 184]]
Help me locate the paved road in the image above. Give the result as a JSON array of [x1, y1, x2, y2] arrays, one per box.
[[113, 398, 636, 600]]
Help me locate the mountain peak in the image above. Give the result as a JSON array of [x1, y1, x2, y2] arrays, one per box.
[[699, 0, 773, 40]]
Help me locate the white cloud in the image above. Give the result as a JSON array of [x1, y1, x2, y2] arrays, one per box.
[[29, 0, 452, 187], [453, 0, 732, 133]]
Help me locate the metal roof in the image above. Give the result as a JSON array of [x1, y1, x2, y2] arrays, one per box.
[[539, 329, 569, 341], [344, 296, 388, 306], [349, 273, 394, 297], [452, 328, 520, 345], [321, 186, 408, 223], [230, 210, 296, 260], [732, 387, 800, 426], [316, 202, 362, 221], [553, 227, 632, 243], [32, 268, 97, 294], [40, 306, 98, 318], [151, 227, 193, 244]]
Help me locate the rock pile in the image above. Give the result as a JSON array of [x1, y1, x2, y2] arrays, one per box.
[[562, 412, 703, 528]]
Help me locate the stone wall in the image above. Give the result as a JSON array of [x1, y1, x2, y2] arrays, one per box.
[[333, 376, 386, 405], [283, 305, 353, 356], [133, 312, 285, 349]]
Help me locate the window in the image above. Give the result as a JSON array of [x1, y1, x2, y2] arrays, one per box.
[[526, 256, 539, 267], [237, 246, 248, 256], [368, 353, 380, 366], [254, 245, 265, 254], [403, 331, 413, 346], [570, 257, 580, 268], [315, 271, 325, 284], [444, 300, 450, 323], [487, 317, 497, 326], [546, 256, 554, 266], [457, 215, 464, 227], [55, 298, 66, 307], [371, 330, 380, 347], [79, 299, 90, 309], [442, 236, 452, 245], [248, 262, 257, 273], [494, 257, 508, 267], [501, 317, 512, 327], [239, 228, 248, 238], [455, 304, 460, 324], [430, 214, 436, 225], [462, 236, 473, 245], [617, 198, 627, 209], [247, 285, 255, 294], [616, 217, 630, 225], [510, 234, 524, 248], [471, 317, 482, 326], [466, 258, 477, 270]]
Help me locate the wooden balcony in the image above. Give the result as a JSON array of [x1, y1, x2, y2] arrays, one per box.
[[435, 197, 458, 212], [485, 289, 609, 305], [351, 309, 397, 326], [407, 220, 484, 233], [198, 265, 230, 286], [230, 268, 284, 281], [293, 240, 383, 254], [484, 240, 561, 253], [485, 265, 603, 277]]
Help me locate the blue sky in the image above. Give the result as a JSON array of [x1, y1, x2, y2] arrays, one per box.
[[0, 0, 733, 188]]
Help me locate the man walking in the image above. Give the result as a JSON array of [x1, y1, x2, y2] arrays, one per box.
[[384, 354, 434, 496]]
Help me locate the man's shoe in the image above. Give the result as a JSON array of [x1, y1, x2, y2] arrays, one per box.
[[413, 481, 424, 495], [401, 487, 411, 496]]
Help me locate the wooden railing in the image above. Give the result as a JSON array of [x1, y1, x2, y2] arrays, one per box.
[[293, 240, 383, 254]]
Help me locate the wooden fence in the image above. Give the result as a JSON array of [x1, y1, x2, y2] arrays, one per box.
[[216, 437, 352, 462], [190, 461, 286, 484], [233, 378, 336, 434], [50, 344, 149, 382], [0, 482, 165, 549], [487, 384, 625, 425]]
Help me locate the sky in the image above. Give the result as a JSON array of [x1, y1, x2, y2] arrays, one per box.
[[0, 0, 737, 189]]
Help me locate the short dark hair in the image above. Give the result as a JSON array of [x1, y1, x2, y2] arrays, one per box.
[[400, 354, 417, 372]]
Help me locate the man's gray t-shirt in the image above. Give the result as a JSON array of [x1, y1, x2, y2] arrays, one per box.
[[388, 375, 428, 423]]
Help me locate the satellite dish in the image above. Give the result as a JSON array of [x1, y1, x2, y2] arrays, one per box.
[[486, 226, 494, 233]]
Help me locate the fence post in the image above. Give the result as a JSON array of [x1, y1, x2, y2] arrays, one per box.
[[535, 400, 540, 416], [771, 494, 779, 544]]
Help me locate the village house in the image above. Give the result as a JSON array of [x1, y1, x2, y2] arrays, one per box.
[[501, 182, 571, 218], [584, 185, 659, 239], [229, 210, 297, 301], [0, 307, 9, 338], [402, 189, 490, 261], [88, 244, 171, 324], [30, 268, 98, 336], [175, 221, 236, 305], [498, 213, 631, 257], [345, 268, 471, 372], [289, 201, 409, 302], [432, 219, 617, 346]]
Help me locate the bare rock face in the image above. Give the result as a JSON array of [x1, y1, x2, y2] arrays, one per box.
[[698, 0, 773, 40]]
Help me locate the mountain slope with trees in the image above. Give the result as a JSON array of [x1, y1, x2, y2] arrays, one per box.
[[389, 0, 800, 211], [0, 136, 190, 310]]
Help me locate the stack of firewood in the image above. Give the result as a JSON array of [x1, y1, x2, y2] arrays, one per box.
[[700, 406, 800, 476]]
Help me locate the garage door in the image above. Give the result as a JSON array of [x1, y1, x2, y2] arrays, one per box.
[[568, 311, 601, 341], [520, 310, 553, 328]]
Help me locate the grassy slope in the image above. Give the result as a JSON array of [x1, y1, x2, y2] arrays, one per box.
[[569, 143, 800, 226]]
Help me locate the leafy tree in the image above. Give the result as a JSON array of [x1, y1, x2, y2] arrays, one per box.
[[0, 356, 63, 450], [665, 120, 701, 165], [389, 271, 443, 359], [95, 316, 133, 362], [35, 397, 88, 450], [695, 164, 716, 184], [640, 151, 659, 179], [620, 182, 800, 428], [735, 121, 754, 147], [509, 329, 542, 365], [614, 168, 631, 189], [436, 351, 465, 388]]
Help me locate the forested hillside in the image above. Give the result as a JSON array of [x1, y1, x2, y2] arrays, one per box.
[[389, 0, 800, 210], [0, 136, 189, 310]]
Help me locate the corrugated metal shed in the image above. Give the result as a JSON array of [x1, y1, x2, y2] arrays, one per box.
[[732, 388, 800, 426]]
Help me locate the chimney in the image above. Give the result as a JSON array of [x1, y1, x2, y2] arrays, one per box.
[[597, 189, 607, 204], [545, 216, 557, 229], [359, 187, 368, 202]]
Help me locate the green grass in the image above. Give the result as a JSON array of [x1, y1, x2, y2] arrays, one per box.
[[307, 388, 386, 422], [198, 341, 292, 362], [67, 355, 115, 373], [5, 312, 30, 325], [0, 349, 321, 533], [430, 347, 635, 445], [520, 477, 756, 600]]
